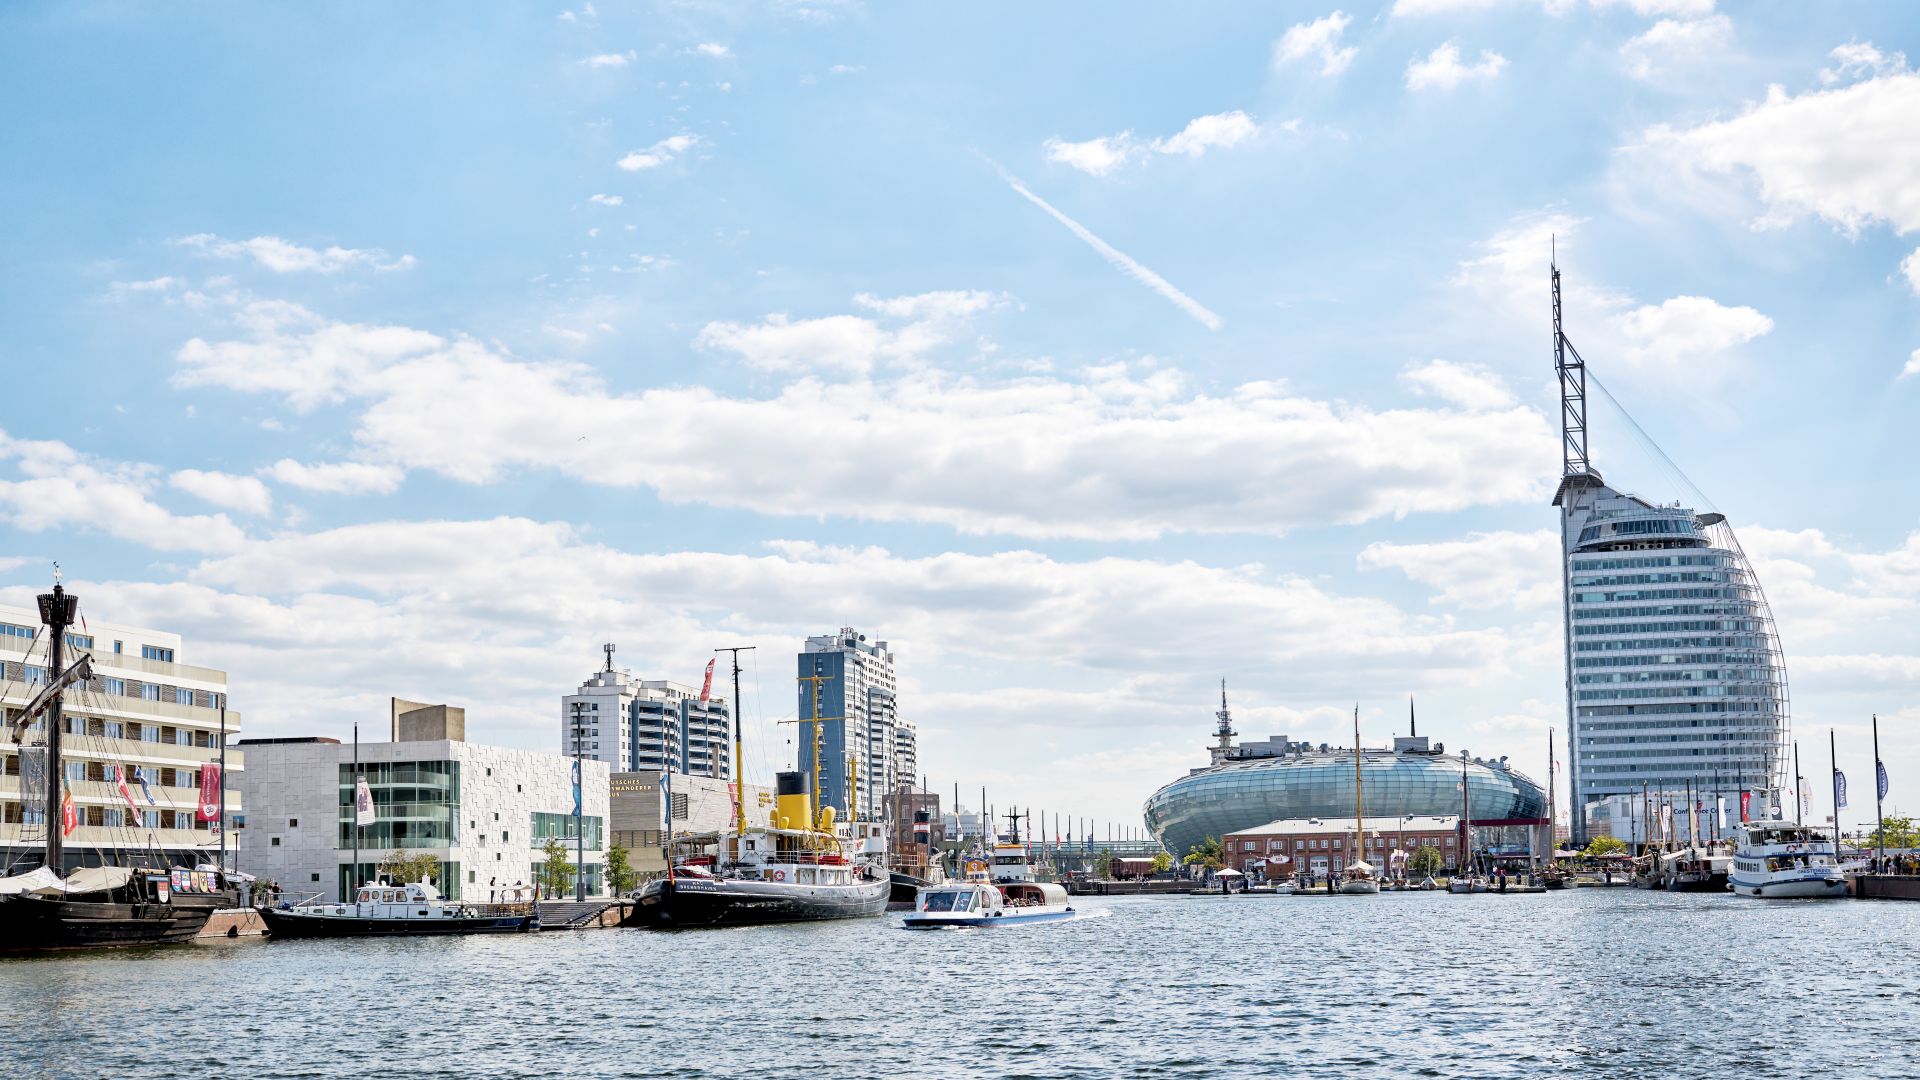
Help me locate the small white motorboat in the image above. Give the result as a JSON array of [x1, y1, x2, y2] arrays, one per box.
[[903, 842, 1075, 929]]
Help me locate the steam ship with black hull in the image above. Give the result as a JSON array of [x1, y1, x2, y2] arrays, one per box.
[[627, 648, 890, 929], [0, 573, 236, 952], [628, 770, 889, 928]]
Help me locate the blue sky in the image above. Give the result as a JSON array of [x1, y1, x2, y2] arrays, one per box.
[[3, 0, 1918, 833]]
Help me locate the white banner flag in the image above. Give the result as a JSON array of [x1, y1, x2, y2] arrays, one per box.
[[354, 775, 376, 826]]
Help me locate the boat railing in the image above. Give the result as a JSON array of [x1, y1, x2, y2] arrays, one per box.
[[463, 901, 536, 917]]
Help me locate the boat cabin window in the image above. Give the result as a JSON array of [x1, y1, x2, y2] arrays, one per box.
[[357, 889, 372, 903], [922, 891, 971, 912]]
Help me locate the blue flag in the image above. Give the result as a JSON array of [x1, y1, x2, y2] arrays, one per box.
[[1835, 769, 1848, 810], [571, 759, 582, 816], [1878, 760, 1889, 801]]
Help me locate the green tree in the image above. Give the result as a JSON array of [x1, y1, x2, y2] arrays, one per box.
[[1093, 850, 1114, 880], [1149, 852, 1173, 874], [1407, 845, 1444, 877], [376, 849, 441, 887], [1183, 836, 1224, 872], [1582, 836, 1628, 858], [540, 837, 575, 898], [606, 844, 639, 895], [1866, 814, 1919, 851]]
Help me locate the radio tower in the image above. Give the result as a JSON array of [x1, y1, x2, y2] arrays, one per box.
[[1210, 679, 1237, 765]]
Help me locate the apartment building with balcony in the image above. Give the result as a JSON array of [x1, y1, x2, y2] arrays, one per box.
[[0, 604, 240, 873]]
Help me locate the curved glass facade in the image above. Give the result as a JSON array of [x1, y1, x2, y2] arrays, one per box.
[[1557, 486, 1790, 843], [1143, 751, 1546, 861]]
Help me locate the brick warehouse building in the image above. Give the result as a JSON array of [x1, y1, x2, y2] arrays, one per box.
[[1223, 815, 1464, 881]]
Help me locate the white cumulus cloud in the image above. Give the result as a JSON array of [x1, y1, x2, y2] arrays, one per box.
[[166, 298, 1555, 540], [264, 459, 405, 496], [1044, 111, 1260, 177], [1359, 529, 1562, 610], [1642, 61, 1920, 236], [1621, 15, 1732, 79], [168, 469, 273, 516], [1043, 134, 1139, 177], [1406, 41, 1508, 91], [175, 234, 415, 274], [617, 134, 698, 171], [0, 431, 246, 553], [1273, 11, 1357, 77]]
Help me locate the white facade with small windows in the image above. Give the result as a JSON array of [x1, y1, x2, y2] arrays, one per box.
[[562, 668, 731, 779], [0, 603, 239, 873], [235, 736, 609, 902]]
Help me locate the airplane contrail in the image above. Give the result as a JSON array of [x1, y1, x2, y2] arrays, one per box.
[[995, 164, 1223, 331]]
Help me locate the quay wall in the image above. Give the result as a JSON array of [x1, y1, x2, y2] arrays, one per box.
[[198, 908, 268, 938], [1856, 876, 1920, 901]]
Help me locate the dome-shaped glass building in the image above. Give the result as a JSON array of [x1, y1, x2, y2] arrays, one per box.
[[1144, 733, 1547, 860]]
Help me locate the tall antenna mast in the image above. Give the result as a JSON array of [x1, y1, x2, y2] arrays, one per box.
[[1552, 251, 1591, 480], [602, 642, 615, 673]]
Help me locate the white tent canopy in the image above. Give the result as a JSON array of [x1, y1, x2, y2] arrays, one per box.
[[1215, 867, 1245, 877], [0, 865, 133, 896], [0, 867, 61, 896]]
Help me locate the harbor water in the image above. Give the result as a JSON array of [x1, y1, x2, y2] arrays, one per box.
[[4, 889, 1917, 1079]]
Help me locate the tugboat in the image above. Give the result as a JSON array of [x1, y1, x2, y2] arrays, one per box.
[[629, 772, 889, 928], [0, 572, 231, 953], [903, 811, 1074, 929], [260, 880, 536, 937]]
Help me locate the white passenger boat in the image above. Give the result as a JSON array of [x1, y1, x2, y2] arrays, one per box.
[[1728, 821, 1847, 899], [903, 814, 1075, 929], [1446, 874, 1489, 894]]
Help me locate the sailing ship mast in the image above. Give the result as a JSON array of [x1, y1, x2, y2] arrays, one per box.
[[1461, 757, 1472, 876], [39, 570, 78, 874], [1547, 729, 1557, 866], [1352, 705, 1365, 871]]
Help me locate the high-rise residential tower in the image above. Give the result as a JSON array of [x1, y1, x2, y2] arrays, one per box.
[[1551, 265, 1789, 844], [796, 627, 915, 821], [562, 646, 731, 779]]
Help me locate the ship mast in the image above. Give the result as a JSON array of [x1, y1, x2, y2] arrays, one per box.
[[715, 646, 755, 840], [1352, 705, 1365, 872], [38, 570, 78, 873]]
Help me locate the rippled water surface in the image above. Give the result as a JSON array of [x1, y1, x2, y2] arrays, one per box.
[[5, 889, 1919, 1079]]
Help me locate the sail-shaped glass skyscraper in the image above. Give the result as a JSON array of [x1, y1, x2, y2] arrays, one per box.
[[1552, 267, 1790, 843]]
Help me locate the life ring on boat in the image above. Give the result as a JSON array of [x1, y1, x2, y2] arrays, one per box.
[[771, 869, 787, 882]]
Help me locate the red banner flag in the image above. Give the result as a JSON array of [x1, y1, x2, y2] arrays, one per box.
[[61, 787, 78, 836], [115, 765, 142, 821], [196, 763, 222, 823], [1739, 791, 1751, 823], [699, 659, 715, 703]]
